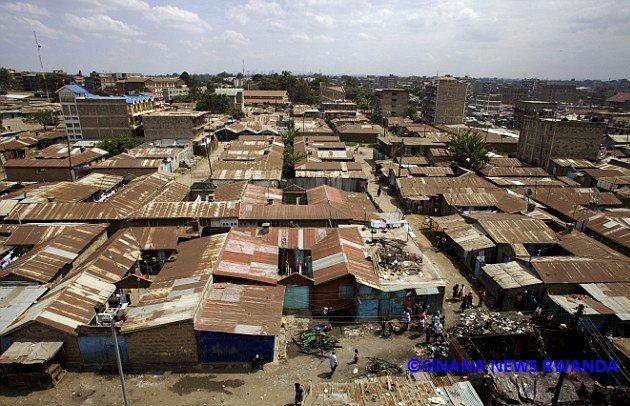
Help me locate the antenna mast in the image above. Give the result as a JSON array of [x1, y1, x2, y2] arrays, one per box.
[[33, 31, 50, 100]]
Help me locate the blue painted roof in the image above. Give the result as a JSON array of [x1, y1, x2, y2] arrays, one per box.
[[62, 84, 89, 95], [80, 93, 154, 104]]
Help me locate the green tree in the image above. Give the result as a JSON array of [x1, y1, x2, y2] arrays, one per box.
[[179, 71, 192, 86], [195, 92, 231, 113], [282, 128, 300, 147], [229, 107, 246, 119], [282, 147, 307, 178], [96, 134, 138, 156], [0, 67, 17, 93], [447, 130, 490, 170], [24, 110, 58, 131]]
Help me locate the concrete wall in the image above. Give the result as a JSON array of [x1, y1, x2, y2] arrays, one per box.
[[143, 113, 207, 142], [123, 320, 198, 366]]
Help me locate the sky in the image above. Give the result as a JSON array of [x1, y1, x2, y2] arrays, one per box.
[[1, 0, 629, 80]]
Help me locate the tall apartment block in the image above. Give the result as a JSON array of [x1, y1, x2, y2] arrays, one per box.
[[374, 88, 409, 118], [422, 77, 469, 125], [517, 116, 605, 171], [57, 85, 155, 141]]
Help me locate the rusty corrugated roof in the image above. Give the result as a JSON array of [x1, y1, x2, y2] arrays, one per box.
[[2, 271, 116, 336], [214, 229, 280, 284], [122, 234, 227, 333], [478, 217, 557, 244], [530, 257, 630, 284], [585, 214, 630, 250], [558, 231, 630, 261], [5, 223, 104, 246], [130, 201, 239, 219], [0, 224, 108, 284], [312, 227, 378, 288], [195, 282, 285, 336]]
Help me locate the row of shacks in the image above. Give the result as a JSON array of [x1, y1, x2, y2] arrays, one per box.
[[431, 208, 630, 334], [0, 172, 445, 374]]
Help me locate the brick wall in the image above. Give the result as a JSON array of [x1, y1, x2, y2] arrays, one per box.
[[8, 322, 82, 365], [123, 320, 198, 365]]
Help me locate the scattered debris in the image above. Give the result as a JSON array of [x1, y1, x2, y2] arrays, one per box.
[[449, 311, 535, 337], [366, 357, 404, 376], [292, 326, 341, 358]]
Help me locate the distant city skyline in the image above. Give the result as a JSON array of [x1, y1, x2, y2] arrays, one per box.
[[1, 0, 629, 81]]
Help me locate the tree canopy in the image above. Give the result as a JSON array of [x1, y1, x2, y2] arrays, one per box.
[[96, 134, 138, 156], [24, 110, 58, 131], [195, 92, 231, 113], [447, 130, 490, 170]]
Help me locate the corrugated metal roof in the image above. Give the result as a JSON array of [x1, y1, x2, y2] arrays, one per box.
[[312, 228, 378, 288], [75, 229, 142, 283], [580, 283, 630, 321], [488, 158, 524, 167], [3, 271, 116, 336], [5, 202, 120, 221], [0, 200, 18, 216], [397, 175, 496, 199], [558, 231, 630, 261], [130, 201, 239, 219], [152, 181, 190, 202], [93, 158, 162, 169], [445, 226, 495, 252], [0, 285, 48, 333], [479, 166, 549, 177], [530, 257, 630, 284], [295, 161, 366, 179], [75, 173, 124, 190], [445, 381, 484, 406], [122, 227, 181, 251], [122, 234, 227, 333], [443, 191, 527, 214], [487, 177, 567, 187], [195, 282, 285, 336], [238, 203, 351, 221], [213, 182, 283, 204], [481, 262, 543, 290], [586, 214, 630, 251], [5, 223, 102, 246], [548, 294, 614, 316], [0, 224, 107, 283], [478, 218, 557, 244], [11, 181, 101, 203], [0, 341, 64, 364], [214, 229, 280, 284]]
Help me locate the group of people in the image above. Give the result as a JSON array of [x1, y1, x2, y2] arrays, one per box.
[[515, 289, 539, 310], [452, 284, 486, 311], [422, 310, 445, 344]]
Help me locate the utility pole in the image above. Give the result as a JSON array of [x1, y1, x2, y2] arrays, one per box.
[[551, 304, 584, 406], [110, 321, 130, 406], [33, 31, 49, 101]]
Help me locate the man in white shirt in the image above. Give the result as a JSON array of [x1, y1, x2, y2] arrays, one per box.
[[329, 351, 338, 377]]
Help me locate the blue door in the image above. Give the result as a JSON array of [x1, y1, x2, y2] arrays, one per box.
[[284, 286, 310, 310], [473, 260, 482, 278], [196, 331, 275, 363], [357, 299, 378, 319]]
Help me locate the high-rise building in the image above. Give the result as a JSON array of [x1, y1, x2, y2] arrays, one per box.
[[517, 116, 605, 171], [57, 85, 156, 141], [374, 88, 409, 118], [422, 77, 469, 125]]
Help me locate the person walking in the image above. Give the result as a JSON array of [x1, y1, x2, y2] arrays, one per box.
[[329, 351, 338, 377], [294, 382, 305, 405], [466, 292, 474, 309], [477, 289, 487, 307], [425, 324, 433, 343], [459, 284, 466, 301], [460, 296, 468, 311], [452, 284, 460, 301], [401, 309, 411, 331]]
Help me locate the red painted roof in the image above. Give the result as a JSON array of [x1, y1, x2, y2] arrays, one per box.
[[607, 92, 630, 103]]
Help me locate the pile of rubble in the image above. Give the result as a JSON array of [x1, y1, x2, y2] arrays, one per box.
[[367, 239, 423, 278], [449, 311, 535, 337]]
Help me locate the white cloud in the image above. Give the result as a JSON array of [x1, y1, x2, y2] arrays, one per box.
[[20, 16, 61, 38], [65, 14, 141, 36], [313, 34, 334, 43], [228, 0, 285, 24], [148, 5, 210, 32], [290, 32, 311, 42], [358, 32, 374, 40], [0, 2, 50, 16], [222, 30, 251, 45]]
